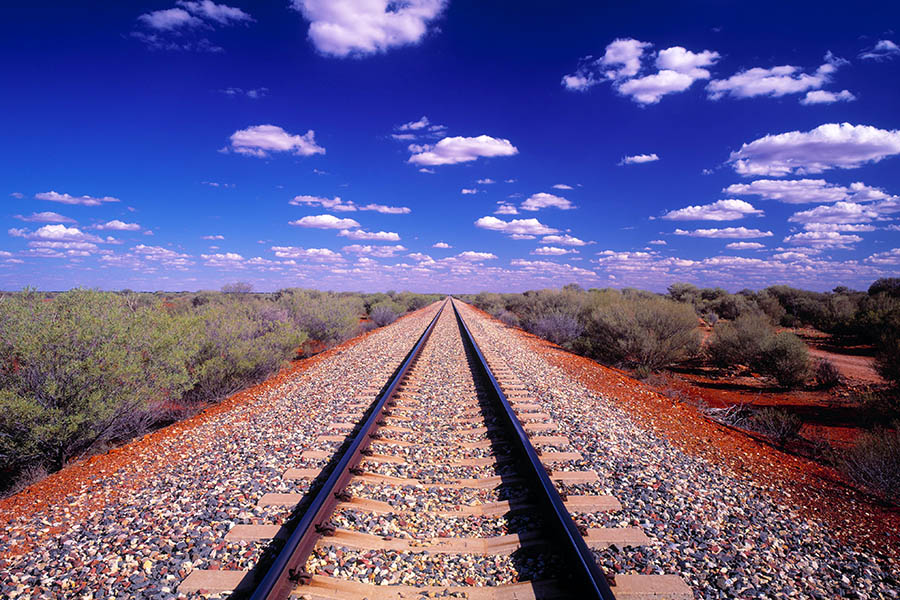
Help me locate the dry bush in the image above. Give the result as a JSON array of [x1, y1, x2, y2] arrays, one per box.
[[841, 425, 900, 504], [750, 407, 802, 447], [813, 359, 842, 389]]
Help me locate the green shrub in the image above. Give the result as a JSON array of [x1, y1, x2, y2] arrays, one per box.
[[759, 331, 809, 388], [707, 313, 772, 368], [0, 289, 200, 471], [530, 312, 583, 347], [840, 425, 900, 504], [278, 290, 363, 344], [369, 300, 404, 327], [581, 294, 701, 370], [185, 299, 304, 403]]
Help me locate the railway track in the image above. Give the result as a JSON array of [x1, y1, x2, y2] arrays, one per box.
[[180, 299, 691, 599]]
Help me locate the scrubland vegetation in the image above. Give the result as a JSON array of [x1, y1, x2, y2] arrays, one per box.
[[0, 286, 438, 493], [467, 279, 900, 504]]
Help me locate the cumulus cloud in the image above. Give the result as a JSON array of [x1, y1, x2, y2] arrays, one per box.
[[133, 2, 252, 52], [36, 191, 120, 206], [338, 229, 400, 241], [673, 227, 773, 238], [363, 204, 411, 214], [9, 224, 107, 244], [725, 242, 765, 250], [291, 0, 447, 57], [865, 248, 900, 265], [289, 214, 360, 229], [14, 212, 75, 224], [788, 202, 880, 225], [271, 245, 343, 261], [342, 244, 407, 257], [94, 220, 141, 231], [532, 246, 578, 256], [728, 123, 900, 176], [520, 192, 574, 211], [408, 135, 518, 166], [707, 52, 848, 100], [859, 40, 900, 61], [478, 178, 496, 184], [474, 216, 559, 236], [178, 1, 253, 25], [564, 39, 719, 104], [801, 89, 856, 105], [619, 153, 659, 165], [432, 242, 451, 248], [783, 231, 862, 248], [552, 183, 574, 190], [802, 223, 876, 233], [229, 125, 325, 158], [201, 252, 245, 267], [289, 195, 410, 214], [202, 234, 225, 240], [648, 239, 667, 246], [455, 251, 497, 261], [541, 234, 590, 246], [461, 188, 478, 195], [494, 203, 519, 215], [661, 199, 763, 221], [138, 7, 201, 30], [724, 178, 891, 204]]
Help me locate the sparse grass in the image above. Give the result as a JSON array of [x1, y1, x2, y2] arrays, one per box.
[[840, 424, 900, 505]]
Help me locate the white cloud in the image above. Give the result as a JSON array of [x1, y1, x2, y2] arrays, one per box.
[[290, 195, 356, 211], [619, 153, 659, 165], [617, 69, 697, 104], [494, 203, 519, 215], [725, 242, 765, 250], [14, 212, 75, 224], [723, 178, 891, 204], [220, 87, 268, 99], [865, 248, 900, 265], [674, 227, 773, 238], [35, 191, 120, 206], [358, 203, 410, 214], [9, 192, 24, 199], [342, 244, 407, 257], [271, 245, 343, 261], [202, 234, 225, 240], [520, 192, 574, 211], [398, 116, 431, 131], [859, 40, 900, 61], [477, 178, 495, 184], [9, 224, 107, 244], [201, 252, 245, 267], [801, 223, 876, 233], [565, 40, 719, 104], [474, 216, 559, 236], [177, 1, 253, 25], [532, 246, 578, 256], [338, 229, 400, 241], [229, 125, 325, 158], [432, 241, 451, 248], [788, 201, 880, 224], [95, 220, 141, 231], [291, 0, 447, 57], [648, 239, 667, 246], [133, 244, 190, 260], [656, 46, 720, 78], [455, 251, 497, 261], [801, 89, 856, 105], [138, 7, 201, 30], [418, 168, 435, 174], [728, 123, 900, 176], [707, 52, 847, 100], [783, 231, 862, 248], [461, 188, 478, 195], [661, 199, 763, 221], [408, 135, 518, 166], [289, 214, 360, 229], [562, 38, 652, 90], [552, 183, 574, 190], [541, 234, 590, 246]]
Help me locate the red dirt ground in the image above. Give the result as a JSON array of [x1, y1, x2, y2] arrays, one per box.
[[467, 307, 900, 561]]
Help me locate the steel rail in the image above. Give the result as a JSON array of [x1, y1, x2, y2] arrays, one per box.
[[248, 299, 447, 600], [451, 298, 617, 600]]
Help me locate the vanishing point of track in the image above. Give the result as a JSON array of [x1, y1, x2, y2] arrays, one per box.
[[179, 298, 691, 599]]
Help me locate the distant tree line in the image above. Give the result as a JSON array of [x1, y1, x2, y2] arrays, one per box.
[[0, 287, 440, 493]]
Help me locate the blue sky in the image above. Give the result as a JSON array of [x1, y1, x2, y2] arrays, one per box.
[[1, 1, 899, 293]]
